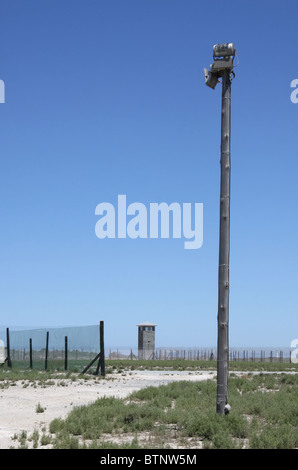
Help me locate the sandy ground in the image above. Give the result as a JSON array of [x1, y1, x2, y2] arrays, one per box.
[[0, 370, 217, 449]]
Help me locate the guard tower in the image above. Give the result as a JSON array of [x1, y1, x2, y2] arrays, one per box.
[[137, 322, 157, 360]]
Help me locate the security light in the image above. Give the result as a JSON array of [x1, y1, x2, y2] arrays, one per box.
[[204, 42, 235, 89], [213, 43, 235, 58], [210, 56, 234, 73], [204, 68, 219, 90]]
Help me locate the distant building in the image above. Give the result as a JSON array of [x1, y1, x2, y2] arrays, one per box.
[[137, 322, 157, 360]]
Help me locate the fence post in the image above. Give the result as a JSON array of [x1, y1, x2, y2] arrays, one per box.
[[99, 321, 105, 377], [45, 331, 49, 370], [6, 328, 12, 367], [65, 336, 68, 371], [85, 321, 106, 377], [29, 338, 33, 369]]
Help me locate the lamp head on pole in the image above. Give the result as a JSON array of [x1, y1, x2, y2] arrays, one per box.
[[213, 43, 235, 59], [204, 42, 236, 89]]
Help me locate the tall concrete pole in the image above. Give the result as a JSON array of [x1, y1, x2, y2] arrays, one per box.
[[216, 69, 231, 415]]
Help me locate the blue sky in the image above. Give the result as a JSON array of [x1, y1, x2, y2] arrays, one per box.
[[0, 0, 297, 349]]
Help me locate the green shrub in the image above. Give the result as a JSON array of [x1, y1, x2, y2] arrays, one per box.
[[250, 424, 296, 449], [49, 418, 64, 434], [47, 373, 298, 449]]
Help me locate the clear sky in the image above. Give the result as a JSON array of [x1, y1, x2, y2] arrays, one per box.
[[0, 0, 297, 349]]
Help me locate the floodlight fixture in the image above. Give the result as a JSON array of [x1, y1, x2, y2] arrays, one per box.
[[213, 43, 235, 59], [204, 42, 236, 89], [204, 68, 219, 90]]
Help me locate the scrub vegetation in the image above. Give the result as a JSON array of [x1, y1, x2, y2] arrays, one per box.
[[3, 360, 298, 449], [47, 373, 298, 449]]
